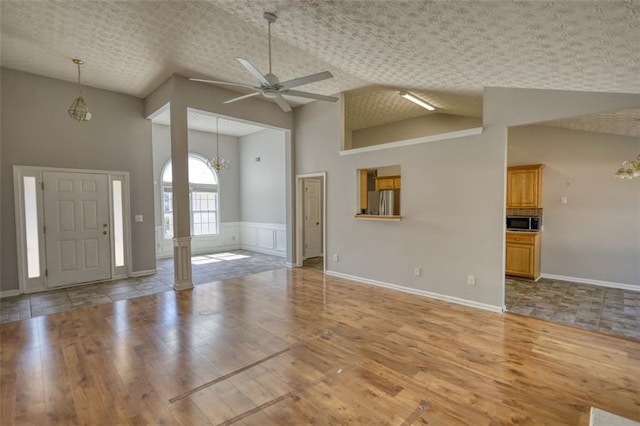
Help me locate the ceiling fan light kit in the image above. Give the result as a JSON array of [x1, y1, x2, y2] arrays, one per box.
[[190, 12, 338, 112], [68, 59, 92, 122], [614, 154, 640, 179], [399, 91, 435, 111]]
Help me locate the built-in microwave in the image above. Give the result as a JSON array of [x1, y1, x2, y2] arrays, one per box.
[[506, 216, 541, 231]]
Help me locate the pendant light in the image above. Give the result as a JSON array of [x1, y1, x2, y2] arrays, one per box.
[[209, 117, 230, 172], [68, 59, 92, 122]]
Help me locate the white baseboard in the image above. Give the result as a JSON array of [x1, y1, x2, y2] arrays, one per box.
[[130, 269, 157, 278], [0, 289, 21, 299], [240, 244, 286, 258], [325, 270, 503, 313], [540, 273, 640, 292]]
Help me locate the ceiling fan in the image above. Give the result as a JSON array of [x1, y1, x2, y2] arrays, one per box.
[[190, 12, 338, 112]]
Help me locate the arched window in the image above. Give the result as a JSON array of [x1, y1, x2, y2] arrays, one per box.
[[161, 154, 219, 238]]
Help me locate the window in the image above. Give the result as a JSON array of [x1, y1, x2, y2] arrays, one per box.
[[23, 176, 40, 278], [162, 154, 219, 238], [112, 180, 125, 267]]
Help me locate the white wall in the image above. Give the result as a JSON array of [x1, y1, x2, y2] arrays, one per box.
[[351, 113, 482, 149], [509, 125, 640, 286], [239, 128, 286, 224], [1, 68, 155, 292]]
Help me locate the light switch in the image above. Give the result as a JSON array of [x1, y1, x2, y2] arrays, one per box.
[[135, 215, 143, 222]]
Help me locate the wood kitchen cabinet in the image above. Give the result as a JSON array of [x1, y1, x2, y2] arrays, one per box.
[[507, 164, 544, 208], [505, 231, 541, 280], [375, 176, 401, 191]]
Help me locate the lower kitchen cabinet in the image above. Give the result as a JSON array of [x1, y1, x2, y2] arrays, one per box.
[[505, 231, 541, 280]]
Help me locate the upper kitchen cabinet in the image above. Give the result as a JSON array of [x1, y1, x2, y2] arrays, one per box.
[[507, 164, 544, 208]]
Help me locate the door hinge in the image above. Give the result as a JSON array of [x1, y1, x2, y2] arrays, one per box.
[[43, 226, 46, 234], [41, 182, 44, 190], [45, 269, 48, 277]]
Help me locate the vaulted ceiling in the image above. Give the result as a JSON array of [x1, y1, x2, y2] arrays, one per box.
[[2, 1, 639, 136]]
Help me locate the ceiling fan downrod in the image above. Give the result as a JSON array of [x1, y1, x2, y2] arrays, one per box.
[[264, 12, 277, 76]]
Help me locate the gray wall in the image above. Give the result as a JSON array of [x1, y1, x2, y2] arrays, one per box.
[[295, 100, 507, 309], [295, 87, 640, 310], [151, 124, 240, 225], [509, 125, 640, 286], [351, 113, 482, 148], [239, 129, 286, 224], [1, 68, 155, 292]]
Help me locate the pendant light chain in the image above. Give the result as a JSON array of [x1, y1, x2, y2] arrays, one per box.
[[68, 59, 92, 122], [76, 61, 84, 98]]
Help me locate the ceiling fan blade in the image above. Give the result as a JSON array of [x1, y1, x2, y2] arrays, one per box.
[[282, 89, 338, 102], [190, 78, 257, 89], [223, 92, 261, 104], [273, 94, 292, 112], [237, 58, 270, 86], [279, 71, 333, 90]]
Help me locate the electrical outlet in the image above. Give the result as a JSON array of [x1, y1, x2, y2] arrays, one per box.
[[333, 254, 339, 262], [467, 275, 476, 286], [414, 267, 421, 276]]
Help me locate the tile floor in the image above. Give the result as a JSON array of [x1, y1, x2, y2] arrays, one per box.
[[506, 277, 640, 340], [0, 250, 286, 324]]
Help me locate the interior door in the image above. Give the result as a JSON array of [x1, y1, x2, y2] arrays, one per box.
[[43, 171, 111, 287], [303, 179, 322, 259]]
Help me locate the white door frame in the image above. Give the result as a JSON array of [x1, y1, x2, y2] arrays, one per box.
[[13, 165, 132, 294], [295, 172, 326, 269]]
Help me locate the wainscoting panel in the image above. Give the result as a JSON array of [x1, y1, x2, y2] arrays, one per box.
[[156, 222, 242, 259], [156, 222, 286, 259], [240, 222, 286, 257]]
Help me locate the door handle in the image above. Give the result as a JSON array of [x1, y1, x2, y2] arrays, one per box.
[[316, 222, 319, 225], [103, 230, 109, 235]]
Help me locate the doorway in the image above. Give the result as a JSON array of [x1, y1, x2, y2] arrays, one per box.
[[295, 173, 326, 271], [14, 166, 131, 293]]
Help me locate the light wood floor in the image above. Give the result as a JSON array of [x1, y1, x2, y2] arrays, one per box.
[[1, 267, 639, 425]]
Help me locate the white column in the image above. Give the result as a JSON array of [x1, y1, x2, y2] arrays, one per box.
[[172, 236, 192, 290], [170, 103, 193, 290]]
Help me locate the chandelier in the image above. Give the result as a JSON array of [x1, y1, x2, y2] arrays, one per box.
[[208, 117, 229, 172], [68, 59, 92, 122], [614, 154, 640, 179]]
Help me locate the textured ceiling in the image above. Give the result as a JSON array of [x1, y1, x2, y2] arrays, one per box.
[[1, 1, 639, 136], [542, 109, 640, 138], [153, 109, 267, 137]]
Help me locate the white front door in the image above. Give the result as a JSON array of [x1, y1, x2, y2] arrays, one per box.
[[303, 179, 322, 259], [43, 171, 111, 287]]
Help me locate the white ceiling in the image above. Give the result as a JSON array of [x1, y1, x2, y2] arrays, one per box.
[[1, 1, 639, 136], [152, 108, 267, 137]]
